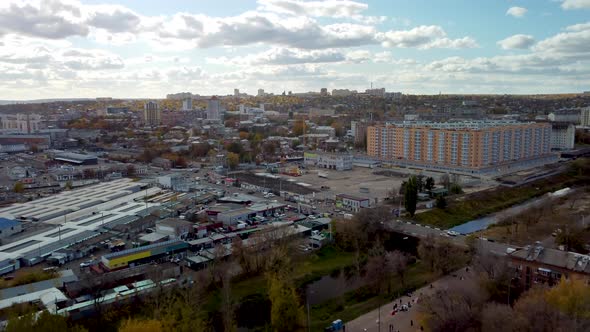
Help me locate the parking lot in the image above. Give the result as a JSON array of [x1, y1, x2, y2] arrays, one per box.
[[296, 167, 405, 201]]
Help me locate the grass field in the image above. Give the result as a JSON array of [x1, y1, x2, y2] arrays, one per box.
[[414, 171, 584, 229]]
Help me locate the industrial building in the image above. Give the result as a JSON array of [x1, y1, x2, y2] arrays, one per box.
[[0, 218, 22, 239], [0, 179, 162, 273], [54, 152, 98, 165], [100, 240, 189, 270], [367, 120, 555, 174]]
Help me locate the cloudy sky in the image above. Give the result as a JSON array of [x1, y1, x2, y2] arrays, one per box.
[[0, 0, 589, 99]]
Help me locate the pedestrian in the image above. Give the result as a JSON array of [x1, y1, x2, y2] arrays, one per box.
[[411, 320, 414, 327], [420, 326, 424, 331]]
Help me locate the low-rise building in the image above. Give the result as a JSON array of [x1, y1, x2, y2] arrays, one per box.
[[0, 218, 22, 239], [304, 152, 353, 171], [155, 218, 194, 239], [508, 243, 590, 290], [314, 126, 336, 137], [335, 193, 370, 212]]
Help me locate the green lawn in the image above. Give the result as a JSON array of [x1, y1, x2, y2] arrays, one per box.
[[414, 172, 581, 229]]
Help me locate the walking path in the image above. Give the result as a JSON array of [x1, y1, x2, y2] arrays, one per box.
[[345, 268, 473, 332]]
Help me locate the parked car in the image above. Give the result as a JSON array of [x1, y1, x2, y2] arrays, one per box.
[[79, 261, 94, 268]]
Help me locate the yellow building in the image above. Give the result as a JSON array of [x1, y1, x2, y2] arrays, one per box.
[[367, 121, 553, 173]]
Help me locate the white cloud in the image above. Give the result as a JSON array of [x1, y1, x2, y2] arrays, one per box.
[[497, 34, 535, 50], [152, 12, 379, 49], [257, 0, 368, 18], [85, 5, 141, 33], [506, 7, 527, 18], [533, 21, 590, 54], [208, 48, 347, 66], [378, 25, 477, 49], [0, 1, 88, 39], [561, 0, 590, 10]]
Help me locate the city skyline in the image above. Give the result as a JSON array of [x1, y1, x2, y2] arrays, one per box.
[[0, 0, 589, 100]]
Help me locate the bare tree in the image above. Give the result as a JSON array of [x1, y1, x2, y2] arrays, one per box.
[[220, 273, 237, 332], [481, 303, 521, 332], [387, 250, 410, 287], [419, 278, 487, 332]]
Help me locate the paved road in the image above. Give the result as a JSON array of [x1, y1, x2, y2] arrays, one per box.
[[345, 268, 474, 332], [387, 220, 514, 254]]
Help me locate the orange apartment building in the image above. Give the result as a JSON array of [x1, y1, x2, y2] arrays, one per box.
[[367, 121, 555, 174]]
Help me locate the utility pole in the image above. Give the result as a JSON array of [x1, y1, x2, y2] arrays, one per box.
[[378, 298, 381, 332]]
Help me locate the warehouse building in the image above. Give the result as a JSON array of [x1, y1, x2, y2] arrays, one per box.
[[54, 152, 98, 165], [100, 240, 189, 271]]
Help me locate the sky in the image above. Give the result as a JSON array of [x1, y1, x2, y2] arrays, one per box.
[[0, 0, 589, 99]]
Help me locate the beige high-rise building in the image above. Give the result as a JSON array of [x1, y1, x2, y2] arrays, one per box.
[[367, 121, 553, 173], [143, 101, 160, 127]]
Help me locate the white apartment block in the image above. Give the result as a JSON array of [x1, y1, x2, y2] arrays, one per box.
[[0, 113, 42, 133], [551, 122, 575, 150]]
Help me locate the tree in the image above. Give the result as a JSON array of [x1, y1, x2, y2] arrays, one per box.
[[450, 183, 463, 195], [418, 235, 466, 274], [6, 310, 87, 332], [440, 173, 451, 190], [425, 177, 435, 192], [435, 195, 447, 209], [13, 181, 24, 193], [227, 152, 239, 170], [481, 303, 521, 332], [292, 120, 305, 136], [268, 273, 305, 332], [65, 180, 73, 190], [546, 277, 590, 327], [364, 252, 392, 293], [398, 181, 407, 195], [418, 234, 437, 272], [404, 175, 418, 216], [387, 250, 410, 287], [419, 278, 487, 332], [119, 318, 163, 332], [226, 142, 243, 155], [262, 141, 278, 156], [555, 226, 587, 253], [416, 174, 425, 192], [221, 274, 237, 332], [513, 287, 570, 332]]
